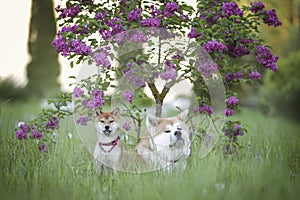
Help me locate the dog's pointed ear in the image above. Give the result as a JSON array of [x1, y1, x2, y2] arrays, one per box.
[[113, 108, 120, 118], [94, 110, 101, 118], [178, 109, 189, 120], [146, 114, 160, 127]]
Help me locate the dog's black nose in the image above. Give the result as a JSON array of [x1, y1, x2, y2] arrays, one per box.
[[174, 131, 181, 137], [105, 125, 110, 130]]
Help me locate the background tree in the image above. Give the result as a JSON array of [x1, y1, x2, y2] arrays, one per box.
[[26, 0, 61, 97]]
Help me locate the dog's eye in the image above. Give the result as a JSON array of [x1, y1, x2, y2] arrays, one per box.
[[177, 127, 182, 130], [100, 120, 104, 123], [165, 130, 171, 133], [109, 120, 114, 123]]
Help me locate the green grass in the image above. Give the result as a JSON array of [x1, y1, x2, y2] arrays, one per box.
[[0, 101, 299, 200]]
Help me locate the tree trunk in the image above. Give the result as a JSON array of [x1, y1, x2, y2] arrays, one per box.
[[26, 0, 60, 97]]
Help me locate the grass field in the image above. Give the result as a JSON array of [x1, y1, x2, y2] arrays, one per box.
[[0, 100, 299, 200]]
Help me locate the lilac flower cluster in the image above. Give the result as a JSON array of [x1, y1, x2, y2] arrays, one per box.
[[99, 17, 125, 40], [198, 60, 220, 78], [262, 9, 282, 27], [164, 2, 179, 17], [203, 40, 227, 53], [224, 108, 234, 117], [225, 72, 244, 82], [250, 1, 265, 14], [52, 35, 92, 56], [85, 89, 105, 110], [249, 70, 261, 80], [150, 5, 163, 17], [255, 45, 278, 72], [122, 90, 134, 103], [93, 46, 111, 68], [188, 27, 202, 39], [249, 1, 281, 27], [227, 96, 239, 106], [15, 123, 42, 140], [122, 122, 131, 131], [224, 124, 244, 140], [228, 45, 250, 58], [76, 115, 89, 126], [128, 8, 142, 21], [160, 60, 176, 81], [131, 32, 148, 43], [194, 105, 213, 115], [95, 11, 108, 21], [46, 117, 60, 130], [55, 5, 80, 18], [141, 18, 161, 27], [60, 25, 89, 34], [73, 87, 84, 98], [124, 63, 146, 87], [221, 2, 243, 18], [224, 96, 239, 117]]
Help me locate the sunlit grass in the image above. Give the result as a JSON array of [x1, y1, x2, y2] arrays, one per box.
[[0, 101, 299, 200]]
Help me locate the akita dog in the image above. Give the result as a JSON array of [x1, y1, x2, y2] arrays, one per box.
[[135, 109, 191, 169]]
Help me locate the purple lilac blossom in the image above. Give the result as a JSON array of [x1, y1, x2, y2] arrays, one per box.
[[164, 2, 179, 17], [221, 2, 243, 18], [233, 125, 244, 136], [194, 106, 213, 115], [124, 63, 146, 87], [228, 44, 250, 58], [198, 60, 219, 78], [93, 46, 111, 68], [160, 60, 177, 81], [234, 72, 243, 79], [225, 72, 234, 81], [15, 129, 27, 140], [55, 5, 80, 18], [188, 27, 202, 39], [122, 90, 134, 103], [38, 143, 48, 153], [203, 41, 226, 53], [52, 34, 71, 56], [255, 45, 278, 72], [262, 9, 282, 27], [227, 96, 239, 106], [60, 25, 89, 34], [150, 5, 163, 17], [76, 116, 89, 126], [46, 117, 60, 130], [95, 11, 108, 21], [140, 18, 161, 27], [122, 122, 131, 131], [31, 129, 42, 140], [249, 70, 261, 80], [70, 40, 92, 55], [250, 1, 265, 14], [131, 32, 148, 43], [127, 8, 142, 21], [224, 108, 234, 117], [73, 87, 84, 98]]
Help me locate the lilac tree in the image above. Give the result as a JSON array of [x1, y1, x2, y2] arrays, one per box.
[[15, 0, 281, 153]]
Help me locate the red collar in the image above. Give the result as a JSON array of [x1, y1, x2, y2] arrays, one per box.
[[98, 136, 120, 153]]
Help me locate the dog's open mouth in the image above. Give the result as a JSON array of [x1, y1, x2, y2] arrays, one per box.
[[103, 130, 112, 135]]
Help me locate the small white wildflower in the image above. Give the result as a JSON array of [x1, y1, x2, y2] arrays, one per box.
[[67, 133, 73, 139], [52, 132, 57, 138], [215, 183, 225, 191], [18, 122, 25, 127]]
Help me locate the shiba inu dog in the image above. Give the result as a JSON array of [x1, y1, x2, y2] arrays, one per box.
[[135, 109, 191, 169], [93, 108, 124, 173]]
